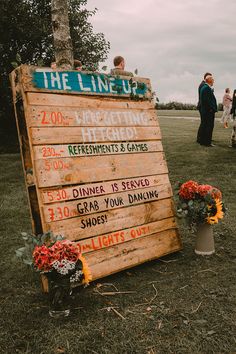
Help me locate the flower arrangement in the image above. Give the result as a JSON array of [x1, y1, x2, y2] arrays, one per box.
[[177, 180, 225, 228], [16, 231, 91, 285], [33, 239, 91, 285]]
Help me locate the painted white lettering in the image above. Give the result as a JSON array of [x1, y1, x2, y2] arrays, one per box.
[[61, 73, 71, 90], [109, 77, 117, 93], [126, 127, 136, 139], [43, 72, 48, 89], [91, 76, 96, 91], [122, 80, 131, 94], [77, 73, 91, 92], [50, 72, 62, 89], [97, 76, 109, 92]]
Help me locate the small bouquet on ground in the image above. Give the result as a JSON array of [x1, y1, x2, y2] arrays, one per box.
[[16, 232, 92, 317], [177, 180, 226, 229], [16, 231, 91, 285], [33, 239, 91, 285]]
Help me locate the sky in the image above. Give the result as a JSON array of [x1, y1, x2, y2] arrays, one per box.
[[87, 0, 236, 103]]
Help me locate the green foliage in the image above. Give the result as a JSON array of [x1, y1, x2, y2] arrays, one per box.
[[156, 101, 197, 110], [15, 231, 64, 268], [0, 0, 110, 152]]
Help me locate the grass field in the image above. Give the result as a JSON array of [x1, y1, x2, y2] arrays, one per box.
[[157, 110, 222, 119], [0, 114, 236, 354]]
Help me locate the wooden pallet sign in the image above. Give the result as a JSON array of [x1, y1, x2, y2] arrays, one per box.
[[10, 65, 182, 281]]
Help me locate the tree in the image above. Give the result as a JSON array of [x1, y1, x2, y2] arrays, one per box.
[[51, 0, 74, 69], [0, 0, 110, 151]]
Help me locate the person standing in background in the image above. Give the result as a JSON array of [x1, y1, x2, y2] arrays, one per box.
[[199, 74, 217, 147], [197, 72, 212, 143], [221, 88, 232, 128], [110, 56, 134, 77], [230, 89, 236, 147]]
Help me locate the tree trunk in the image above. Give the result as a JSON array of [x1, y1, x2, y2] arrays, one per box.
[[51, 0, 74, 69]]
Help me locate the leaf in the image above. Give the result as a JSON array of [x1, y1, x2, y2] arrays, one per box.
[[23, 259, 33, 266], [37, 59, 44, 67], [15, 247, 26, 257], [16, 53, 22, 63], [11, 62, 18, 68], [101, 66, 107, 71], [134, 68, 138, 75]]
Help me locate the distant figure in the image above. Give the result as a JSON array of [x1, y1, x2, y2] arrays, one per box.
[[221, 88, 232, 128], [50, 62, 57, 70], [199, 74, 217, 147], [230, 89, 236, 147], [197, 72, 212, 143], [230, 89, 236, 119], [74, 59, 83, 71], [110, 56, 134, 77]]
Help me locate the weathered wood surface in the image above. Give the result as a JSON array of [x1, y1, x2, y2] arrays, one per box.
[[34, 153, 168, 188], [33, 141, 163, 159], [26, 92, 154, 109], [85, 229, 181, 280], [41, 174, 170, 204], [76, 217, 177, 254], [42, 184, 172, 222], [10, 65, 182, 284], [30, 126, 161, 144], [46, 199, 175, 241], [20, 65, 152, 99], [27, 106, 158, 127]]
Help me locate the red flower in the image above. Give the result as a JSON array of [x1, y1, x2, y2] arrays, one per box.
[[179, 180, 199, 200], [198, 185, 222, 200], [32, 240, 81, 272]]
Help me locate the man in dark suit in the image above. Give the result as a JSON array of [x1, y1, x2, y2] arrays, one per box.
[[197, 72, 212, 143], [199, 74, 217, 147]]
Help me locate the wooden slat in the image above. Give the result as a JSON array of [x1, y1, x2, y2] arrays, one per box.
[[46, 198, 175, 241], [42, 184, 172, 222], [76, 217, 177, 254], [26, 92, 154, 110], [86, 229, 181, 280], [33, 141, 163, 159], [41, 174, 170, 204], [21, 65, 152, 99], [31, 126, 161, 144], [27, 106, 158, 127], [34, 153, 168, 188]]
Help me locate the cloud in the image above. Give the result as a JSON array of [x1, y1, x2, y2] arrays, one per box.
[[87, 0, 236, 103]]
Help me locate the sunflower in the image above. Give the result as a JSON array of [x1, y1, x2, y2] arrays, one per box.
[[207, 198, 224, 224]]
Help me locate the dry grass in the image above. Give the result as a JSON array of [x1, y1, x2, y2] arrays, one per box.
[[0, 115, 235, 354]]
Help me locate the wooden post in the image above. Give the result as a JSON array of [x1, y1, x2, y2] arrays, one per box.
[[51, 0, 74, 69]]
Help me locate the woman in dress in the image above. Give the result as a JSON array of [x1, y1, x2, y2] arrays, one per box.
[[221, 88, 232, 128], [230, 89, 236, 147]]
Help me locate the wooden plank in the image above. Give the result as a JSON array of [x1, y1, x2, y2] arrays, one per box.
[[26, 92, 154, 110], [31, 126, 161, 144], [33, 141, 163, 159], [86, 229, 181, 280], [21, 65, 152, 99], [42, 184, 172, 222], [41, 174, 170, 204], [46, 198, 175, 241], [34, 153, 168, 188], [27, 106, 158, 127], [76, 217, 177, 254]]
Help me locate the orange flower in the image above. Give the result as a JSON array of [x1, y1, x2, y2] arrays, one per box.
[[179, 180, 199, 200]]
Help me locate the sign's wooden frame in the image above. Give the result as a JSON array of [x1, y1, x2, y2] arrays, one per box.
[[10, 65, 182, 282]]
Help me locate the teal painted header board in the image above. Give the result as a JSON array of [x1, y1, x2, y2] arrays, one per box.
[[33, 70, 147, 96]]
